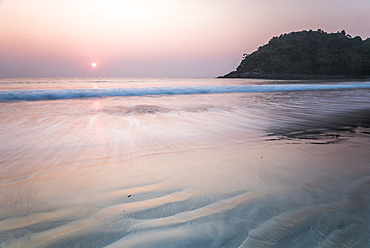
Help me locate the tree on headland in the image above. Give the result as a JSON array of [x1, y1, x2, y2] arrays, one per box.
[[222, 29, 370, 79]]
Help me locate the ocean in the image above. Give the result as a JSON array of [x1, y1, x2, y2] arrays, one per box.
[[0, 77, 369, 247]]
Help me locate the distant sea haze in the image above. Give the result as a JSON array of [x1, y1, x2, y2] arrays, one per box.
[[0, 77, 369, 247]]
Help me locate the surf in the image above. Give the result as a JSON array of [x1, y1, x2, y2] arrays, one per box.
[[1, 82, 370, 102]]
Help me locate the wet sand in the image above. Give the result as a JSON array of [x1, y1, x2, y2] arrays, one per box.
[[1, 90, 369, 247]]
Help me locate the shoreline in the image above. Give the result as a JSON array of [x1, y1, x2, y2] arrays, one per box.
[[219, 72, 370, 81]]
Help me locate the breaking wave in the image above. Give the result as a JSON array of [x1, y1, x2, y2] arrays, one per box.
[[1, 82, 370, 102]]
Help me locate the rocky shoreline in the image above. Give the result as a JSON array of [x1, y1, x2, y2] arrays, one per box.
[[219, 71, 370, 80]]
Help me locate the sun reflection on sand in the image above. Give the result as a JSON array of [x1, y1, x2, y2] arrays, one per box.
[[91, 100, 102, 112], [1, 89, 370, 247]]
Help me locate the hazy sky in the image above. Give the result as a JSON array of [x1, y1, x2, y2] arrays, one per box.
[[1, 0, 370, 78]]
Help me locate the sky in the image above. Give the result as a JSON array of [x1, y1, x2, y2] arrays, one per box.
[[1, 0, 370, 78]]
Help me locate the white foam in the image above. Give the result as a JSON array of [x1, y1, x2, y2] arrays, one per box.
[[1, 82, 370, 101]]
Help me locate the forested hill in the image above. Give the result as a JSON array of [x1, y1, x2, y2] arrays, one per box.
[[222, 29, 370, 79]]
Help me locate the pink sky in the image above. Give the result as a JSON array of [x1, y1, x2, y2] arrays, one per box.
[[1, 0, 370, 78]]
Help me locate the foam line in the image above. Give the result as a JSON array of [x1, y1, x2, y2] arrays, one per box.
[[1, 82, 370, 102]]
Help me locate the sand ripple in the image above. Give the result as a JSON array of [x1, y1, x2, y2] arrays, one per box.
[[1, 89, 370, 247]]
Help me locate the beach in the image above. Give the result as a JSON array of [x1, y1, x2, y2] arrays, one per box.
[[0, 78, 369, 247]]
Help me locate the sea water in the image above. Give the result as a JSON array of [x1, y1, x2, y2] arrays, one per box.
[[0, 77, 369, 247]]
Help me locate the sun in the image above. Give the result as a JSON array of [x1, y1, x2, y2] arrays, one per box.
[[91, 62, 97, 68]]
